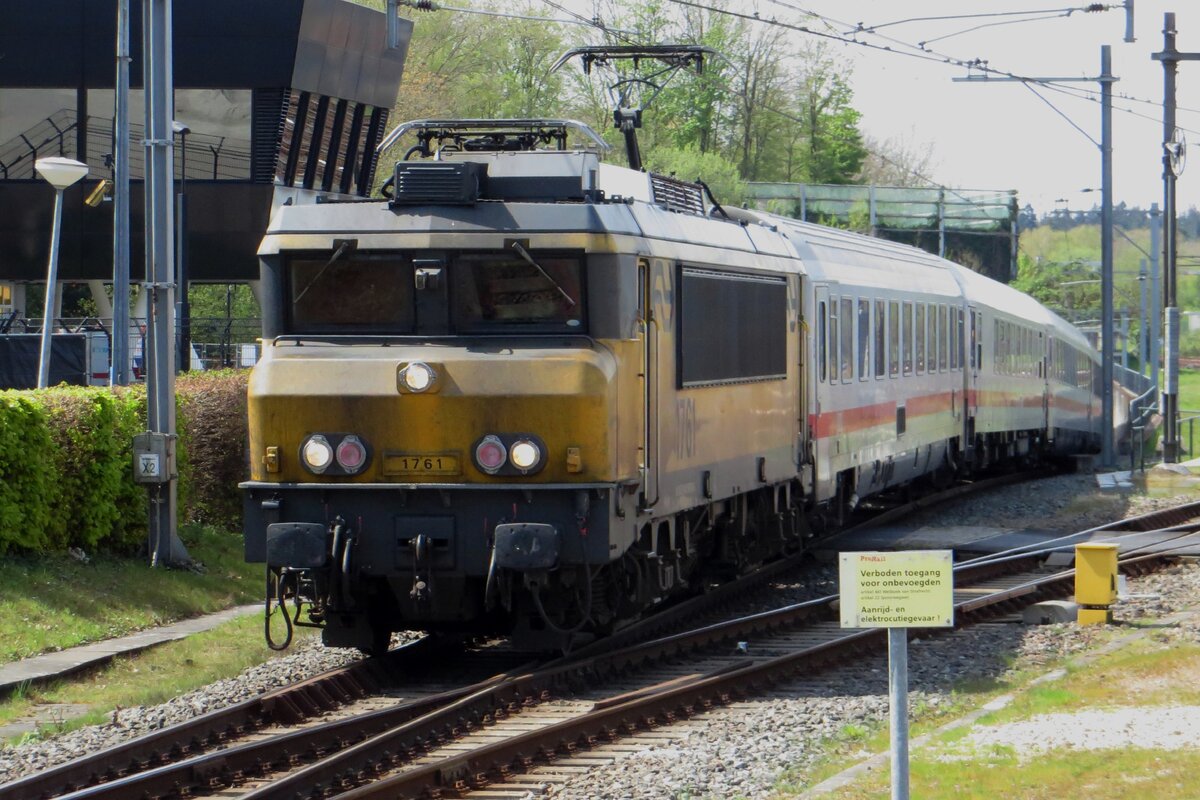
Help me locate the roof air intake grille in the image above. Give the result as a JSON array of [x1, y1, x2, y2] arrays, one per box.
[[650, 172, 706, 215], [389, 162, 486, 205]]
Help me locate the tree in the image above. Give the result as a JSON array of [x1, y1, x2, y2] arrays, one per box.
[[643, 145, 745, 204], [788, 44, 867, 184], [858, 131, 938, 187]]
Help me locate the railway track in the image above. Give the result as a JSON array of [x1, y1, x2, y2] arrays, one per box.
[[8, 475, 1193, 800]]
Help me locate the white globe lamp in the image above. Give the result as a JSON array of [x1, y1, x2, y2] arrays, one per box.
[[34, 157, 90, 388]]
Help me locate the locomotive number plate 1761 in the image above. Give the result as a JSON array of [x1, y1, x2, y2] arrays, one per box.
[[383, 453, 462, 476]]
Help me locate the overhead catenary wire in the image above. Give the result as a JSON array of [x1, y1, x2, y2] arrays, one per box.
[[848, 4, 1114, 35], [393, 0, 629, 30], [1023, 81, 1101, 148]]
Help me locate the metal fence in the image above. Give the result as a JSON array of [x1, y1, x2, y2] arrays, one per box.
[[0, 313, 261, 377], [0, 109, 253, 182]]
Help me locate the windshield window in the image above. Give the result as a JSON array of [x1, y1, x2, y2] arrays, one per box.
[[289, 254, 414, 333], [451, 252, 584, 331], [285, 250, 584, 335]]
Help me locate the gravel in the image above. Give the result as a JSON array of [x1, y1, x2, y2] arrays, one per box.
[[2, 473, 1197, 797], [543, 476, 1200, 800], [0, 636, 368, 784], [952, 705, 1200, 760]]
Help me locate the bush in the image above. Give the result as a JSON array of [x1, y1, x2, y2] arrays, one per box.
[[38, 389, 127, 550], [0, 394, 57, 554], [0, 370, 250, 556], [177, 370, 249, 528]]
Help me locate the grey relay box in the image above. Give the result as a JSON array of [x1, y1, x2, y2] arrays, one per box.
[[132, 432, 177, 484]]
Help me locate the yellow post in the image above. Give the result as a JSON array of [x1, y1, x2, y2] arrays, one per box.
[[1075, 543, 1119, 625]]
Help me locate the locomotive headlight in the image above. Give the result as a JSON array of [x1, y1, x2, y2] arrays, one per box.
[[335, 435, 368, 473], [509, 439, 542, 472], [474, 435, 507, 474], [400, 361, 436, 392], [301, 435, 334, 473]]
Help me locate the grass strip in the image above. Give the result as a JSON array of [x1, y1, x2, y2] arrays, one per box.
[[1, 614, 321, 744], [0, 524, 260, 663]]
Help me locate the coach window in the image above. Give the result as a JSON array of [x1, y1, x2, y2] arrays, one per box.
[[1017, 326, 1023, 376], [829, 298, 840, 385], [949, 308, 959, 370], [968, 312, 975, 370], [961, 310, 968, 368], [1009, 323, 1016, 375], [858, 299, 870, 380], [955, 309, 964, 369], [938, 305, 949, 371], [817, 301, 827, 383], [840, 298, 854, 382], [888, 300, 900, 377], [916, 303, 926, 375], [1000, 320, 1009, 375], [932, 305, 941, 372], [1017, 328, 1025, 376], [902, 301, 914, 375], [929, 304, 939, 373], [875, 300, 886, 379]]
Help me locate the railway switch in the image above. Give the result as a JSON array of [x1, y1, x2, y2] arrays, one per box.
[[1075, 543, 1119, 625]]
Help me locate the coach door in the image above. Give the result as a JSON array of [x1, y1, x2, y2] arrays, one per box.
[[794, 274, 808, 470], [812, 285, 832, 494], [640, 258, 663, 510], [1042, 331, 1051, 436], [968, 307, 981, 419]]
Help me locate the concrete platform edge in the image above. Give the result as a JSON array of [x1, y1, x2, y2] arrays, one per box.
[[0, 604, 260, 698]]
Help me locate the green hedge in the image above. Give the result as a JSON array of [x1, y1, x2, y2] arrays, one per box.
[[0, 370, 249, 555]]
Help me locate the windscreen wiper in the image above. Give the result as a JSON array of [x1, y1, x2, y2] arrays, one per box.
[[294, 239, 356, 304], [509, 241, 576, 308]]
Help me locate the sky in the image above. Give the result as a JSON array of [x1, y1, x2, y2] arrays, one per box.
[[746, 1, 1199, 216]]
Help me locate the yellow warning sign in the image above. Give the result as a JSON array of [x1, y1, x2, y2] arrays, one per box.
[[839, 550, 955, 628]]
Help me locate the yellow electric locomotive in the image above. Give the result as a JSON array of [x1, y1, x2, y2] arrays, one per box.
[[244, 120, 808, 652]]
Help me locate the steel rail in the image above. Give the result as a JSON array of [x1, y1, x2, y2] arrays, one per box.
[[238, 555, 1044, 800], [335, 546, 1187, 800], [0, 636, 463, 800]]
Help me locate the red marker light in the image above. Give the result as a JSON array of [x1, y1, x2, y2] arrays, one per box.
[[475, 436, 507, 473], [336, 436, 367, 472]]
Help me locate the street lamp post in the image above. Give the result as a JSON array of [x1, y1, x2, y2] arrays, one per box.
[[173, 120, 191, 372], [34, 157, 89, 389]]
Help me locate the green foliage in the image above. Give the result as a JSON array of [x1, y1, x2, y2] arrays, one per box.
[[1181, 329, 1200, 359], [187, 284, 260, 321], [1011, 253, 1101, 313], [643, 145, 746, 205], [0, 372, 249, 557], [38, 390, 127, 551], [0, 395, 56, 554]]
